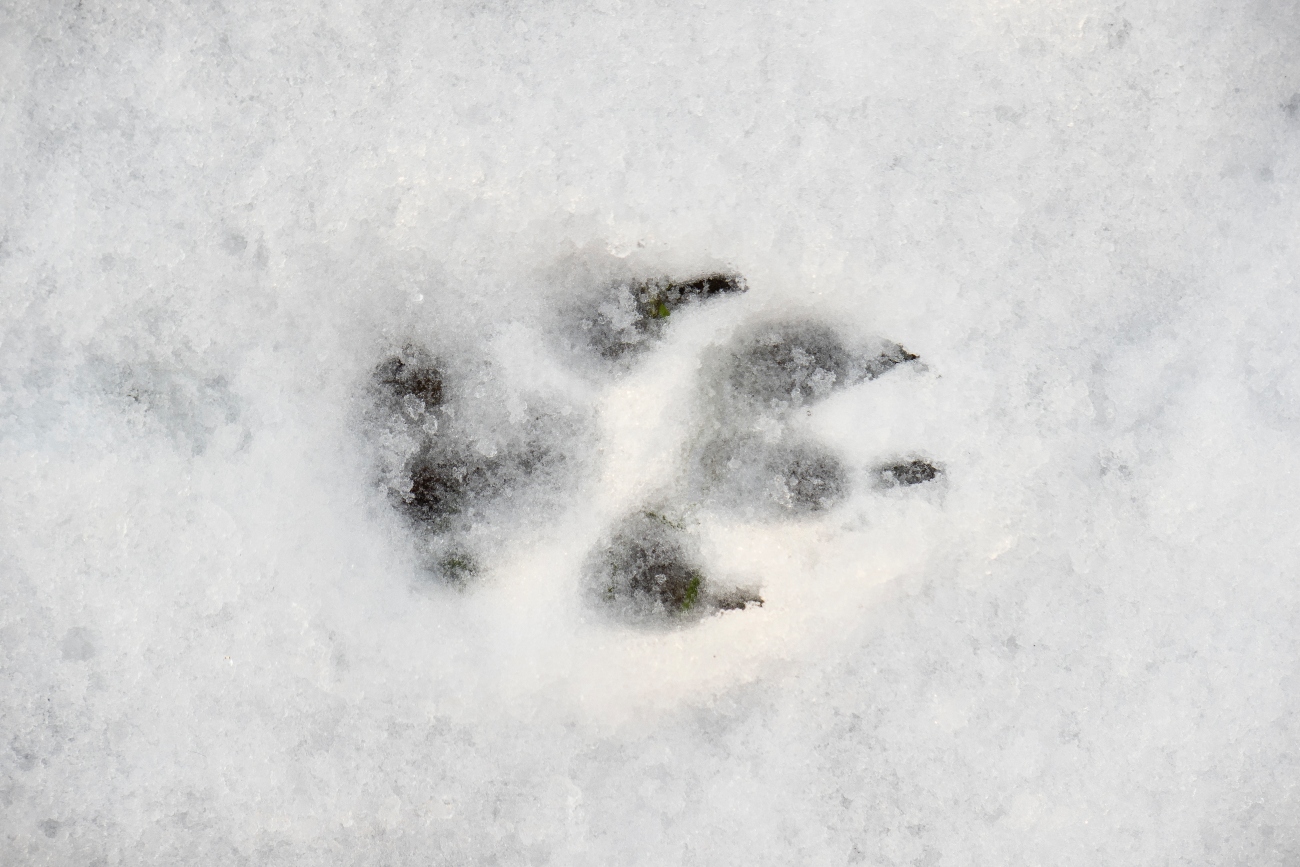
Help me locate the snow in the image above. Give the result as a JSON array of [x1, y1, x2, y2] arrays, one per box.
[[2, 0, 1299, 863]]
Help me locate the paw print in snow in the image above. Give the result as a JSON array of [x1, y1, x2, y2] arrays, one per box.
[[362, 266, 941, 625]]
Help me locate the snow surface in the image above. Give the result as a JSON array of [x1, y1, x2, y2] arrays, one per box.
[[2, 0, 1299, 863]]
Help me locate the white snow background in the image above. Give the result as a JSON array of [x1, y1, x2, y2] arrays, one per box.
[[2, 0, 1299, 864]]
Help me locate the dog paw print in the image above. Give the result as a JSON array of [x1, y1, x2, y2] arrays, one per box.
[[362, 265, 941, 624]]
